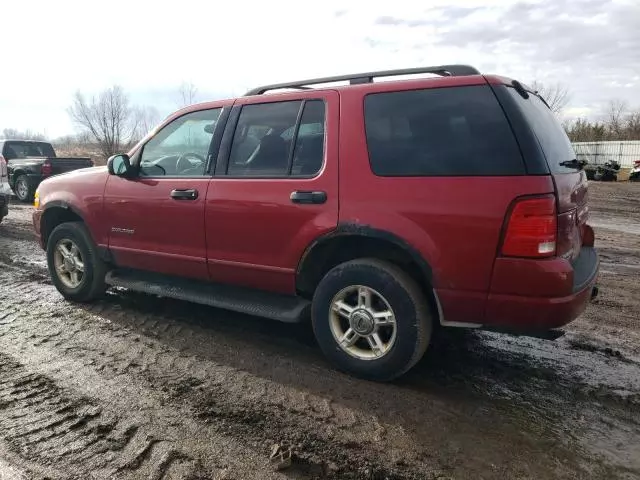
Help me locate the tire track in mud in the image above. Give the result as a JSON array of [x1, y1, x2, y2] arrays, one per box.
[[0, 280, 303, 479], [0, 266, 633, 479], [0, 268, 425, 479], [0, 354, 142, 479]]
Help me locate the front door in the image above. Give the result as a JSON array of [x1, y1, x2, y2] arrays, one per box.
[[205, 91, 340, 294], [103, 106, 226, 280]]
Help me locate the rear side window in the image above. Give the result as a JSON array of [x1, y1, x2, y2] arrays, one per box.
[[505, 87, 577, 173], [227, 99, 326, 177], [364, 85, 525, 176]]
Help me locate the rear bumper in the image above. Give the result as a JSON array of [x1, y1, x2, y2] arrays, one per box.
[[484, 247, 599, 330]]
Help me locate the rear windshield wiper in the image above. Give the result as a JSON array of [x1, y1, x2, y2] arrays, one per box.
[[559, 159, 587, 170]]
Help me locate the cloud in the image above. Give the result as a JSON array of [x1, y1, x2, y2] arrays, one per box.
[[371, 0, 640, 119], [375, 16, 431, 27], [1, 0, 639, 136]]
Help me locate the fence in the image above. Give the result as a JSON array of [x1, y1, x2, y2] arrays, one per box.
[[572, 141, 640, 168]]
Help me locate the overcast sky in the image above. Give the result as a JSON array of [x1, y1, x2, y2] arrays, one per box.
[[1, 0, 638, 138]]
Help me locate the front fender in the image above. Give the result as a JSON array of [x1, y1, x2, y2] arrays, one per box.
[[38, 169, 109, 247]]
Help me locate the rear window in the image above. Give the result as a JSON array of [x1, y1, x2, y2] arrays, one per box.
[[3, 141, 55, 160], [505, 87, 577, 174], [364, 85, 525, 176]]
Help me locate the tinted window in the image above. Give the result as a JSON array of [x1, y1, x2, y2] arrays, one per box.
[[227, 100, 325, 177], [364, 85, 524, 176], [505, 87, 577, 173], [290, 100, 326, 176], [140, 108, 221, 177], [3, 141, 55, 160]]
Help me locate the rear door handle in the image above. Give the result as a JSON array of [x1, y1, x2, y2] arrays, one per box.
[[170, 189, 198, 200], [290, 191, 327, 204]]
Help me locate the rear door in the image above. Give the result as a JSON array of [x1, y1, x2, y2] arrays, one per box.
[[501, 87, 588, 262], [204, 91, 339, 294]]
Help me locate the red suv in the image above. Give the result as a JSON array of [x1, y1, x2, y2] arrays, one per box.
[[32, 65, 599, 381]]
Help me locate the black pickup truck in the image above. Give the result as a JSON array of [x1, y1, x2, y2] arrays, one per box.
[[0, 140, 93, 202]]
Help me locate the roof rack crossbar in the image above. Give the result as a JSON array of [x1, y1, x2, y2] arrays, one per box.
[[244, 64, 480, 96]]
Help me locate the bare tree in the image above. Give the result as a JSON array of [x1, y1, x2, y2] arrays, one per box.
[[178, 81, 198, 107], [67, 85, 138, 158], [606, 99, 628, 139], [530, 80, 571, 114], [625, 110, 640, 140], [131, 106, 161, 143]]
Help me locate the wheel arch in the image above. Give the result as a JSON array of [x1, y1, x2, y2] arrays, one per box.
[[295, 223, 439, 320], [41, 201, 88, 247]]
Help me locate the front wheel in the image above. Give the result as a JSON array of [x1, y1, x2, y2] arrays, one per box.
[[46, 222, 107, 302], [312, 258, 432, 381]]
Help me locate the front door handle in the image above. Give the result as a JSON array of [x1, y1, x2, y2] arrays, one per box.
[[170, 189, 198, 200], [290, 191, 327, 204]]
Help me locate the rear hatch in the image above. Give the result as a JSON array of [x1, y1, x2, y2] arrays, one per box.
[[501, 85, 589, 264]]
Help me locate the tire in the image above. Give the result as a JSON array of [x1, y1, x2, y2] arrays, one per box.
[[46, 222, 107, 302], [13, 175, 34, 203], [311, 258, 432, 381]]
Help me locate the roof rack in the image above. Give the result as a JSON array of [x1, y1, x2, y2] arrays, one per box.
[[244, 64, 480, 96]]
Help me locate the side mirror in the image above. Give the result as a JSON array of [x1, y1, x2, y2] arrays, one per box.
[[107, 154, 131, 177]]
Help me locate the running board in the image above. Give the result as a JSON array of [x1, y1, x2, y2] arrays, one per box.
[[105, 269, 310, 323]]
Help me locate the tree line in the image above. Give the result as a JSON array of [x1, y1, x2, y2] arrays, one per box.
[[2, 80, 639, 160], [563, 100, 640, 143]]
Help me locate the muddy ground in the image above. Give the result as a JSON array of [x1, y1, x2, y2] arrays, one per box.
[[0, 182, 639, 480]]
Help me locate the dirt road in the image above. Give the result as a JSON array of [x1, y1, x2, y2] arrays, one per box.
[[0, 182, 639, 480]]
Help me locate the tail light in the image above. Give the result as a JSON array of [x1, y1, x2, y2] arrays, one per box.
[[634, 160, 640, 167], [41, 161, 53, 176], [501, 195, 557, 258], [0, 155, 6, 178]]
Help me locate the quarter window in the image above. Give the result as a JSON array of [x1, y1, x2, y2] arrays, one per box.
[[139, 108, 221, 177], [364, 85, 525, 176]]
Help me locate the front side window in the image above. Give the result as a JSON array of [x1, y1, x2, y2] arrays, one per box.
[[139, 108, 221, 177], [227, 100, 326, 177], [364, 85, 525, 176]]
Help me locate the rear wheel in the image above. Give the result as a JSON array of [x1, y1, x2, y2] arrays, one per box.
[[46, 222, 107, 302], [13, 175, 33, 203], [312, 258, 432, 381]]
